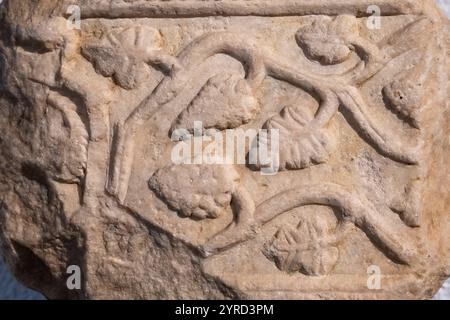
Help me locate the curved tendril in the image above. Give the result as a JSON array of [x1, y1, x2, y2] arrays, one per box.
[[204, 183, 420, 266]]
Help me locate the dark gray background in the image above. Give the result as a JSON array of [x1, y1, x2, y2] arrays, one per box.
[[0, 256, 45, 299], [0, 0, 449, 300]]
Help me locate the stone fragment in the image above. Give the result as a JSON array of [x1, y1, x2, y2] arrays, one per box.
[[0, 0, 449, 299]]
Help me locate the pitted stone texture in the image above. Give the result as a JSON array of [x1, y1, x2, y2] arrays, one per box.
[[0, 0, 449, 300]]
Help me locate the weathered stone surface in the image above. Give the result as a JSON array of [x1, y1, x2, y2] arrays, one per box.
[[0, 0, 449, 300]]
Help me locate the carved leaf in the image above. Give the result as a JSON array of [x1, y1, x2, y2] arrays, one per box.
[[296, 15, 358, 65], [257, 105, 335, 171], [171, 72, 259, 133], [263, 216, 340, 276], [82, 26, 163, 89]]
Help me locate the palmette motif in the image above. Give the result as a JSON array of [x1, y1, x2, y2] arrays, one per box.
[[0, 0, 449, 299]]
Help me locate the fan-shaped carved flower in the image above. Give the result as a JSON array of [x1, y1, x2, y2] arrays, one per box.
[[296, 15, 359, 65], [148, 164, 240, 220], [253, 104, 335, 171], [82, 26, 164, 89], [264, 215, 343, 276]]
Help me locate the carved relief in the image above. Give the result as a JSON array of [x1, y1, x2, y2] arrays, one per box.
[[171, 71, 260, 133], [148, 164, 240, 220], [102, 17, 435, 203], [82, 26, 178, 89], [1, 0, 449, 300], [296, 15, 359, 65], [254, 99, 337, 171], [45, 91, 89, 183], [92, 15, 438, 268], [263, 213, 349, 276]]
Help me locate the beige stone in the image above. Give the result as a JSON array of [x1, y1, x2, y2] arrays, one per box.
[[0, 0, 449, 299]]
